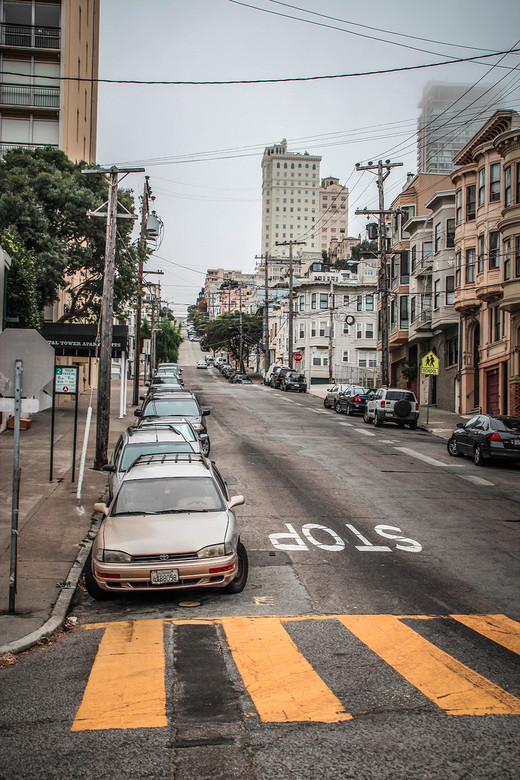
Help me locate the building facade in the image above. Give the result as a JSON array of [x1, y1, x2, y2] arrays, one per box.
[[319, 176, 348, 255], [0, 0, 99, 162], [261, 139, 321, 259], [452, 110, 520, 416]]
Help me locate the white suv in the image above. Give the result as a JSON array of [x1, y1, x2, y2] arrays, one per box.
[[364, 387, 419, 429]]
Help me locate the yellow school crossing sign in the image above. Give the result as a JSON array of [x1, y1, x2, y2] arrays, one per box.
[[421, 351, 439, 375]]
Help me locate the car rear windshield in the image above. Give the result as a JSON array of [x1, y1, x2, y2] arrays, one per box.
[[112, 477, 225, 515], [143, 399, 200, 417], [494, 416, 520, 432], [351, 387, 369, 394], [120, 441, 195, 471], [290, 374, 305, 381], [386, 391, 415, 401]]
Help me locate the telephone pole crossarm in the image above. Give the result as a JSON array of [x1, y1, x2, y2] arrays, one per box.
[[275, 239, 305, 367]]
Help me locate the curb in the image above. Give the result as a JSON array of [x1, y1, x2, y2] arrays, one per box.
[[0, 514, 102, 656]]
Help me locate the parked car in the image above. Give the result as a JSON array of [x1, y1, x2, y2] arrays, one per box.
[[134, 392, 211, 439], [102, 425, 201, 500], [85, 453, 247, 599], [156, 363, 182, 376], [337, 386, 374, 416], [270, 366, 293, 389], [264, 363, 287, 386], [230, 373, 252, 384], [137, 417, 210, 457], [364, 387, 419, 429], [196, 360, 207, 369], [323, 384, 353, 411], [281, 371, 307, 393], [150, 373, 184, 387], [447, 414, 520, 466]]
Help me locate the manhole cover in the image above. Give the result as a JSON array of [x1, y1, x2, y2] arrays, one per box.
[[177, 601, 202, 608]]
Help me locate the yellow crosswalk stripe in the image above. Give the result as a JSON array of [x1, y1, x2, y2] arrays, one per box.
[[71, 619, 167, 732], [220, 616, 352, 723], [338, 615, 520, 716], [451, 614, 520, 655]]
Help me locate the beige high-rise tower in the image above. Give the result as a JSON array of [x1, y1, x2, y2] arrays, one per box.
[[0, 0, 99, 163]]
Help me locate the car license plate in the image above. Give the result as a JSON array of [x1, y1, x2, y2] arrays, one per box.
[[151, 569, 179, 584], [512, 438, 520, 447]]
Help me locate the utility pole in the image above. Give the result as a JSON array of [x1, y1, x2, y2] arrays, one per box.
[[355, 159, 402, 386], [328, 276, 334, 383], [275, 240, 305, 367], [133, 176, 152, 406], [82, 165, 144, 470], [238, 287, 243, 371], [255, 253, 271, 371]]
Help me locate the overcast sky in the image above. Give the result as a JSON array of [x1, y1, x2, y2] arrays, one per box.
[[96, 0, 520, 316]]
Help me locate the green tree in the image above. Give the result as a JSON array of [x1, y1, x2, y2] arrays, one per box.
[[333, 240, 378, 271], [2, 233, 41, 328], [0, 147, 138, 323], [204, 312, 262, 370], [155, 317, 183, 363]]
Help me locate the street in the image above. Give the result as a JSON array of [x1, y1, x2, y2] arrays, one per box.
[[1, 340, 519, 779]]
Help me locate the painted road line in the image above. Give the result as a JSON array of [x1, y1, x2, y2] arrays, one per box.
[[338, 615, 520, 716], [221, 616, 352, 723], [394, 446, 462, 468], [451, 614, 520, 655], [357, 429, 376, 437], [338, 422, 354, 427], [458, 474, 494, 486], [71, 620, 167, 731]]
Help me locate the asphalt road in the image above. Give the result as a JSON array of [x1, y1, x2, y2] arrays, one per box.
[[1, 339, 519, 779]]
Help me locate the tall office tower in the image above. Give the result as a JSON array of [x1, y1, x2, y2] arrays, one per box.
[[0, 0, 99, 163], [319, 176, 348, 254], [261, 139, 322, 259], [417, 81, 503, 174]]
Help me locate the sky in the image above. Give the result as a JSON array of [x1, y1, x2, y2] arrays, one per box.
[[96, 0, 520, 316]]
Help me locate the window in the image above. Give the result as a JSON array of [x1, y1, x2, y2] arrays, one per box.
[[423, 242, 433, 265], [505, 166, 511, 207], [299, 323, 305, 338], [356, 323, 363, 339], [516, 236, 520, 278], [319, 321, 329, 337], [446, 276, 455, 305], [366, 322, 374, 339], [446, 219, 455, 248], [343, 295, 349, 306], [311, 293, 317, 309], [365, 294, 374, 311], [456, 190, 462, 223], [466, 185, 476, 221], [489, 232, 500, 269], [311, 322, 316, 337], [434, 223, 441, 253], [358, 352, 367, 368], [490, 163, 501, 201], [299, 295, 304, 311], [455, 252, 461, 287], [478, 168, 485, 206], [489, 305, 501, 342], [411, 245, 417, 272], [319, 293, 328, 309], [517, 163, 520, 205], [342, 350, 349, 363], [369, 352, 377, 368], [312, 355, 321, 366], [447, 337, 458, 367], [400, 205, 415, 238], [411, 296, 416, 323], [400, 251, 409, 284], [357, 295, 363, 311], [399, 296, 409, 328], [343, 322, 349, 334], [478, 235, 485, 273], [434, 279, 440, 309], [504, 239, 511, 280], [466, 248, 475, 283]]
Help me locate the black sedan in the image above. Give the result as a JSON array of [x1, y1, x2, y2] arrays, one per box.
[[281, 371, 307, 392], [337, 386, 374, 416], [447, 414, 520, 466]]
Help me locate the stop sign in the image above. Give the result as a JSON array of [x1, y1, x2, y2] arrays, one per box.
[[294, 352, 302, 362]]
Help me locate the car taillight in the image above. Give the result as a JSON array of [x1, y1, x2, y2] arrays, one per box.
[[380, 400, 386, 408], [415, 402, 419, 411], [488, 432, 502, 442], [352, 396, 361, 402]]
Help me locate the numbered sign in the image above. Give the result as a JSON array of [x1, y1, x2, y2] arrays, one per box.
[[55, 366, 78, 394]]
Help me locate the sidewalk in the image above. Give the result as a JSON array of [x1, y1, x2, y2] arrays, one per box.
[[0, 379, 142, 655]]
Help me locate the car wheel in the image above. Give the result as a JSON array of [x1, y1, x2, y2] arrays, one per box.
[[447, 437, 461, 457], [409, 421, 417, 430], [334, 400, 342, 414], [84, 551, 113, 600], [374, 413, 383, 427], [398, 421, 406, 427], [345, 404, 352, 416], [363, 410, 372, 424], [202, 438, 210, 457], [323, 398, 329, 408], [225, 542, 249, 594], [473, 445, 485, 466]]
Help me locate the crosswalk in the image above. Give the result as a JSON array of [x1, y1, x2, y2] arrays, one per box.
[[71, 613, 520, 731]]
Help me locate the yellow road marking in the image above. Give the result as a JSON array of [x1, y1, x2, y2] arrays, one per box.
[[338, 615, 520, 716], [221, 616, 352, 723], [71, 620, 167, 731], [451, 614, 520, 655]]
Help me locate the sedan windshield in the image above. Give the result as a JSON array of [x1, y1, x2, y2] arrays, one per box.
[[120, 441, 195, 471], [112, 477, 225, 515], [143, 399, 200, 417]]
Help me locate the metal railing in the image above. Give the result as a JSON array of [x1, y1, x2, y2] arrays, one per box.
[[0, 83, 59, 108], [0, 22, 60, 49], [0, 141, 59, 157]]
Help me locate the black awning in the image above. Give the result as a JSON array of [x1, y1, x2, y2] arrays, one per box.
[[41, 323, 129, 358]]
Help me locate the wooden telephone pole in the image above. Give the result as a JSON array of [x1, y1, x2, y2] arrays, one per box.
[[275, 240, 305, 367], [133, 176, 152, 405]]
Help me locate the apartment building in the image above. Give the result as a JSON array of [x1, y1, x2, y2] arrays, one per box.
[[0, 0, 99, 163], [261, 139, 321, 259], [319, 176, 348, 254], [451, 110, 520, 416]]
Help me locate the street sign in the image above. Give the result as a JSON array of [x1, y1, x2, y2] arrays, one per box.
[[294, 352, 303, 362], [55, 366, 78, 394], [421, 351, 439, 376]]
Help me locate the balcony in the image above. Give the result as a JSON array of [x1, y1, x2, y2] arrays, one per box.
[[0, 83, 59, 109], [501, 278, 520, 315], [0, 141, 58, 157], [415, 255, 433, 276], [0, 22, 60, 49], [454, 287, 479, 314], [415, 308, 432, 330]]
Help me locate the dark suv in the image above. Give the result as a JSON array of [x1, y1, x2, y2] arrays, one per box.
[[281, 371, 307, 393], [270, 366, 294, 389]]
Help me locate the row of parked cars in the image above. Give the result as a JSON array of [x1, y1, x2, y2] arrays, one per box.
[[263, 364, 307, 393], [323, 383, 420, 429], [83, 361, 248, 600], [213, 357, 253, 385]]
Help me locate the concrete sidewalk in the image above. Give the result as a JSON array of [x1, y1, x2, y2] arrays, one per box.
[[0, 376, 467, 656], [0, 379, 142, 655]]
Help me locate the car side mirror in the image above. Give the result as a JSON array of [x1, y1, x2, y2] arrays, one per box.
[[227, 494, 245, 509], [101, 464, 116, 473], [456, 422, 464, 428], [199, 433, 209, 441], [202, 409, 210, 416], [134, 409, 142, 417], [139, 395, 146, 401], [93, 502, 109, 517], [145, 381, 150, 386]]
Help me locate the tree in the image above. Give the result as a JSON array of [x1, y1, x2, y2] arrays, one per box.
[[0, 147, 138, 323], [1, 232, 41, 329], [155, 317, 183, 364], [204, 311, 262, 370], [333, 240, 378, 271]]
